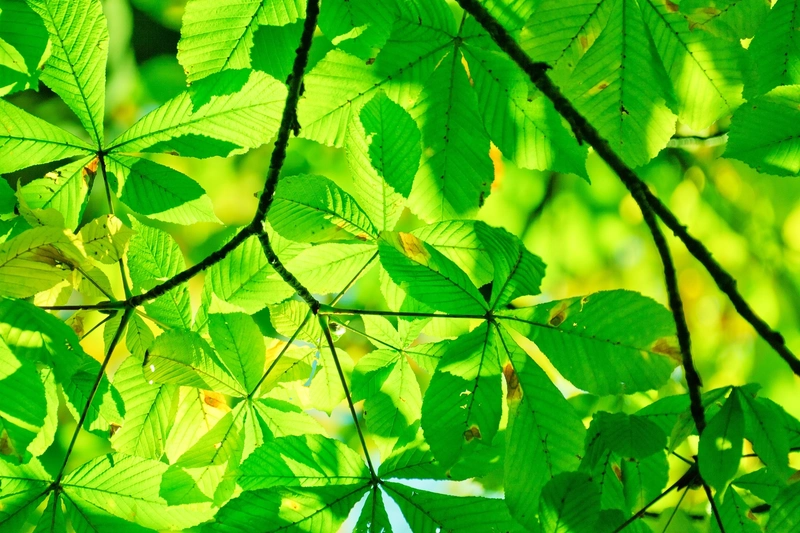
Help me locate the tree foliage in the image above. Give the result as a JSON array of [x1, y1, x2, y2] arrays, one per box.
[[0, 0, 799, 531]]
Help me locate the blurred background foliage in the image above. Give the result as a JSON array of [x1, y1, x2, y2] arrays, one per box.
[[3, 0, 800, 527]]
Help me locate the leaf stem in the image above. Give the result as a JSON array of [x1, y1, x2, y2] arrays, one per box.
[[52, 307, 132, 487], [98, 153, 132, 300], [319, 314, 378, 482], [320, 305, 486, 320], [613, 466, 696, 533]]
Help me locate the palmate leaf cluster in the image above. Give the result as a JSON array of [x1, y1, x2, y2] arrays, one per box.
[[1, 0, 799, 532]]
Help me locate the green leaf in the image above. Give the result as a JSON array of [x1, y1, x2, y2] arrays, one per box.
[[60, 349, 124, 435], [593, 411, 667, 459], [681, 0, 769, 41], [745, 0, 800, 97], [733, 468, 785, 504], [407, 48, 493, 222], [463, 43, 588, 177], [178, 0, 304, 83], [0, 226, 85, 298], [111, 354, 177, 460], [475, 222, 545, 309], [18, 156, 94, 231], [107, 156, 221, 225], [378, 231, 488, 315], [298, 16, 453, 148], [209, 312, 266, 393], [411, 220, 494, 287], [62, 453, 215, 530], [164, 388, 230, 464], [270, 174, 377, 243], [377, 437, 447, 480], [308, 345, 354, 415], [539, 472, 601, 533], [345, 91, 420, 231], [0, 100, 93, 174], [355, 487, 393, 533], [33, 493, 66, 533], [144, 329, 243, 396], [739, 389, 791, 478], [128, 219, 192, 329], [63, 494, 152, 533], [28, 0, 108, 145], [566, 0, 676, 167], [125, 314, 154, 359], [0, 0, 49, 96], [0, 459, 51, 528], [352, 348, 422, 454], [713, 486, 761, 533], [621, 452, 669, 512], [78, 214, 133, 264], [420, 323, 502, 471], [640, 0, 745, 130], [109, 69, 287, 157], [286, 241, 377, 294], [726, 85, 800, 176], [498, 325, 585, 528], [699, 388, 744, 492], [318, 0, 396, 60], [500, 290, 679, 395], [209, 485, 368, 533], [238, 434, 369, 490], [384, 481, 526, 533], [202, 232, 297, 316], [0, 337, 47, 462], [250, 21, 303, 82], [766, 481, 800, 532]]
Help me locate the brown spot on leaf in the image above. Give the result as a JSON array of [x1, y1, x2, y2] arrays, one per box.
[[109, 423, 121, 437], [503, 363, 522, 401], [366, 57, 375, 65], [613, 464, 623, 481], [579, 35, 589, 51], [83, 158, 99, 179], [664, 0, 679, 12], [398, 232, 430, 262], [203, 391, 228, 410], [549, 303, 568, 327], [463, 426, 482, 442], [650, 337, 682, 363], [588, 81, 609, 96]]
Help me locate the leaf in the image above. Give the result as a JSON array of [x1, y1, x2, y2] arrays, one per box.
[[60, 349, 124, 435], [125, 314, 155, 359], [178, 0, 304, 83], [209, 485, 368, 532], [0, 337, 47, 461], [726, 85, 800, 176], [62, 453, 215, 530], [411, 220, 494, 287], [640, 0, 745, 130], [107, 156, 221, 225], [463, 43, 588, 177], [539, 472, 601, 533], [0, 226, 85, 298], [699, 388, 744, 492], [420, 323, 502, 471], [498, 326, 585, 527], [681, 0, 770, 41], [202, 232, 297, 316], [713, 486, 761, 533], [164, 388, 230, 464], [475, 222, 546, 309], [345, 91, 420, 231], [298, 13, 453, 147], [109, 69, 287, 157], [28, 0, 108, 145], [622, 451, 669, 513], [250, 21, 303, 82], [0, 0, 49, 96], [270, 174, 377, 243], [739, 390, 791, 478], [144, 329, 243, 396], [128, 219, 192, 329], [286, 241, 377, 294], [500, 290, 679, 395], [318, 0, 396, 60], [745, 0, 800, 97], [766, 481, 800, 532], [593, 411, 667, 459], [0, 100, 93, 174], [0, 459, 51, 528], [18, 156, 95, 231], [378, 231, 488, 315], [63, 494, 152, 533], [238, 433, 370, 490], [307, 346, 354, 415], [377, 437, 447, 481], [566, 0, 676, 167], [78, 214, 133, 264], [209, 312, 266, 394], [407, 48, 493, 222], [355, 487, 393, 533], [111, 354, 177, 460], [733, 468, 785, 504], [34, 493, 66, 533], [352, 348, 422, 454], [384, 481, 526, 533]]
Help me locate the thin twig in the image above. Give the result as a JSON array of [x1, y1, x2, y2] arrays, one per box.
[[320, 305, 486, 320], [98, 153, 132, 300], [613, 467, 697, 533]]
